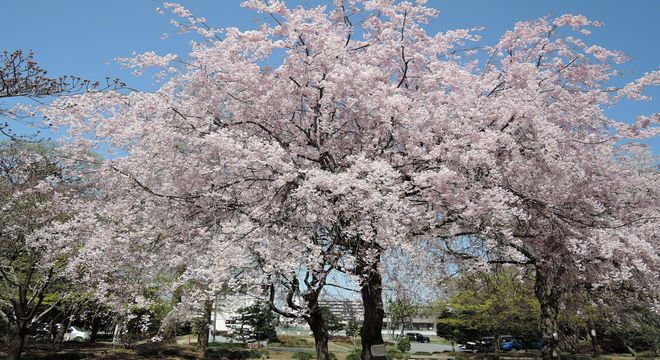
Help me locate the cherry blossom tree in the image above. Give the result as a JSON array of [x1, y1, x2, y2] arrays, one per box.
[[0, 142, 92, 360], [44, 1, 658, 360], [0, 49, 123, 142]]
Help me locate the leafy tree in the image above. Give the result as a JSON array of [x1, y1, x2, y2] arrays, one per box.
[[396, 337, 411, 353], [345, 319, 362, 339], [388, 299, 417, 337], [319, 306, 344, 336], [236, 302, 278, 342], [435, 269, 540, 349]]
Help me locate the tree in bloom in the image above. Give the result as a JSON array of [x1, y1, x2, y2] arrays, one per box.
[[0, 49, 123, 141], [0, 142, 92, 360], [44, 1, 658, 360], [411, 15, 659, 360]]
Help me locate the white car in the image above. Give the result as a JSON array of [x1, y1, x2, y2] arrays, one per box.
[[63, 326, 91, 342]]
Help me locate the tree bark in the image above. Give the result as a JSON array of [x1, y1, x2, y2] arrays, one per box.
[[587, 318, 601, 357], [89, 314, 100, 343], [160, 285, 183, 343], [360, 263, 386, 360], [54, 315, 71, 348], [267, 281, 331, 360], [534, 266, 561, 360], [196, 299, 213, 350], [307, 308, 330, 360], [6, 323, 27, 360]]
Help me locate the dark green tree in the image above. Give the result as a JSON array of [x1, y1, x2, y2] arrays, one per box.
[[388, 299, 416, 337], [345, 319, 362, 338], [435, 268, 541, 350], [319, 306, 344, 336], [236, 302, 277, 342]]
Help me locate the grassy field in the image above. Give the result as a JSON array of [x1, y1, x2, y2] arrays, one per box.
[[3, 336, 658, 359]]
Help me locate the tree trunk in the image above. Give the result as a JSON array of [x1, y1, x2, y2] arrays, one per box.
[[160, 285, 183, 343], [587, 318, 601, 357], [360, 265, 386, 360], [54, 315, 71, 348], [6, 323, 27, 360], [307, 308, 330, 360], [196, 299, 213, 350], [534, 266, 561, 360], [159, 313, 178, 343], [89, 316, 99, 343]]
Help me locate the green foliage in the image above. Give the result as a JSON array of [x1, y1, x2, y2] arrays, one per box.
[[22, 353, 87, 360], [558, 355, 590, 360], [435, 269, 540, 344], [389, 299, 417, 333], [208, 342, 247, 349], [346, 351, 361, 360], [275, 335, 312, 347], [135, 347, 161, 357], [291, 352, 315, 360], [289, 351, 337, 360], [235, 302, 278, 341], [598, 304, 660, 354], [204, 348, 264, 359], [387, 348, 409, 360], [397, 337, 411, 352], [345, 319, 362, 338], [320, 306, 344, 335]]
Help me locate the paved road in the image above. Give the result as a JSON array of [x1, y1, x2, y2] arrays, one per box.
[[209, 332, 455, 354], [410, 342, 454, 353]]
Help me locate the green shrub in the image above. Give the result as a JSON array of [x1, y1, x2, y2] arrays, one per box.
[[204, 347, 265, 359], [135, 348, 161, 357], [387, 349, 409, 360], [413, 351, 432, 355], [275, 335, 312, 347], [162, 348, 181, 356], [452, 353, 469, 360], [397, 337, 411, 353], [346, 351, 361, 360], [208, 342, 247, 349], [635, 355, 658, 360], [291, 352, 315, 360], [559, 355, 591, 360], [22, 354, 87, 360]]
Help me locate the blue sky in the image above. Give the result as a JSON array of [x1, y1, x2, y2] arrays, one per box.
[[3, 0, 658, 151]]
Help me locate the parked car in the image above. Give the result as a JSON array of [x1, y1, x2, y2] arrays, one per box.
[[523, 339, 544, 350], [479, 336, 495, 351], [458, 341, 478, 352], [458, 336, 497, 352], [405, 332, 431, 343], [63, 326, 91, 342], [499, 335, 524, 351]]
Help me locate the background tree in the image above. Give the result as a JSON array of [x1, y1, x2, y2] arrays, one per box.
[[388, 299, 416, 338], [236, 302, 278, 342], [0, 141, 87, 360], [435, 269, 540, 351], [319, 306, 344, 336]]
